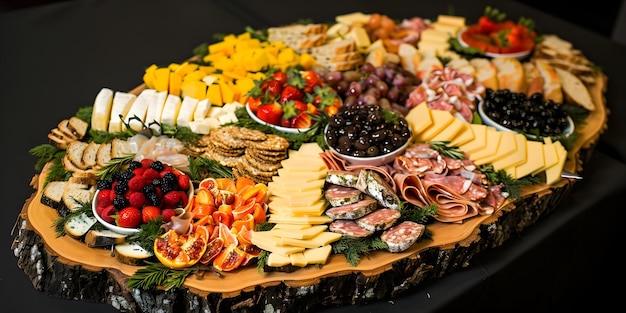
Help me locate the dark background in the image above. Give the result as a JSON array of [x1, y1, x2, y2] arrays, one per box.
[[1, 0, 624, 43]]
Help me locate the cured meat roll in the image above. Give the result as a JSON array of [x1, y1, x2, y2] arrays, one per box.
[[355, 209, 401, 232], [329, 220, 373, 238], [381, 221, 425, 252], [325, 196, 378, 220]]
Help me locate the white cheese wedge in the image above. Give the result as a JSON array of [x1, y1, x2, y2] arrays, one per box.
[[188, 118, 212, 134], [193, 99, 211, 121], [176, 96, 199, 128], [123, 88, 155, 132], [108, 91, 137, 133], [160, 94, 182, 126], [91, 88, 114, 132], [217, 111, 238, 125]]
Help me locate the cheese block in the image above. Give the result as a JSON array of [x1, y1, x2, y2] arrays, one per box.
[[160, 93, 182, 126], [176, 96, 199, 128], [544, 141, 568, 185], [193, 98, 211, 121], [405, 102, 433, 137], [435, 15, 466, 28], [468, 127, 502, 162], [268, 214, 333, 225], [108, 91, 137, 133], [430, 116, 466, 142], [145, 90, 168, 131], [512, 140, 545, 179], [414, 108, 455, 142], [458, 124, 488, 155], [64, 212, 97, 239], [90, 87, 114, 132], [268, 200, 328, 216], [492, 133, 527, 171], [264, 225, 328, 240], [123, 88, 155, 132], [335, 12, 371, 26]]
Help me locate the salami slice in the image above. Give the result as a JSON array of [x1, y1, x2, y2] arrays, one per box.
[[355, 208, 401, 232], [329, 220, 373, 238], [324, 184, 363, 207], [325, 196, 378, 220], [380, 221, 425, 253]]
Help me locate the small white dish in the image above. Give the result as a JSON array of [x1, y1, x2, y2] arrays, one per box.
[[324, 124, 411, 167], [246, 103, 313, 134], [457, 28, 532, 60], [478, 100, 574, 139]]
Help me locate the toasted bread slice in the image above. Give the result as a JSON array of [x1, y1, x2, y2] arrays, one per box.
[[491, 57, 525, 93], [523, 61, 544, 97], [555, 67, 595, 111], [65, 140, 89, 170], [534, 59, 563, 103], [470, 57, 498, 91]]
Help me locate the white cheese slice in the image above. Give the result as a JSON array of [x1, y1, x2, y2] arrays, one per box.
[[217, 111, 238, 125], [193, 98, 211, 121], [145, 90, 168, 132], [188, 118, 212, 134], [123, 89, 156, 132], [90, 88, 114, 132], [160, 94, 182, 126], [176, 96, 199, 128], [108, 91, 137, 133]]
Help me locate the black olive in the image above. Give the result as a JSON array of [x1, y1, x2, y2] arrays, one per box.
[[366, 146, 379, 156]]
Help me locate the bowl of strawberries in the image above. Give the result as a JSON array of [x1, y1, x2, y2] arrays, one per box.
[[92, 158, 194, 235], [245, 68, 342, 133]]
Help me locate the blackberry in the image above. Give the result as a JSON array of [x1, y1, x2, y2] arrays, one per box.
[[113, 195, 128, 209], [147, 193, 161, 206], [96, 178, 113, 190], [150, 160, 165, 172], [142, 184, 156, 195], [128, 160, 142, 171], [120, 170, 135, 181], [114, 181, 129, 195]]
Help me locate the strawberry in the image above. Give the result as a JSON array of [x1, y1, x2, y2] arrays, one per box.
[[279, 85, 304, 103], [246, 96, 263, 113], [265, 79, 283, 96], [142, 168, 161, 181], [116, 206, 142, 228], [300, 70, 320, 93], [272, 70, 288, 85], [127, 175, 146, 191], [256, 103, 283, 125], [127, 191, 146, 207], [161, 208, 177, 223], [142, 205, 161, 224], [291, 111, 312, 129]]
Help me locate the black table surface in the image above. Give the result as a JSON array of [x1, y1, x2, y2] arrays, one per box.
[[2, 1, 625, 312]]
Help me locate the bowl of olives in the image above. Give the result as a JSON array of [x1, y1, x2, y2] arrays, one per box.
[[324, 104, 412, 166], [477, 89, 574, 140]]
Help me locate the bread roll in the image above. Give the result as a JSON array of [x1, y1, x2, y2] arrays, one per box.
[[491, 57, 525, 93]]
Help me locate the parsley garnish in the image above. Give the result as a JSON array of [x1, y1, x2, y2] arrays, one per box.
[[331, 236, 388, 267]]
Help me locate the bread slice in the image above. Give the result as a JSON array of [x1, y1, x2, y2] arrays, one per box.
[[115, 242, 154, 266], [446, 58, 476, 77], [62, 153, 82, 173], [85, 229, 127, 248], [111, 138, 132, 159], [522, 61, 543, 97], [81, 141, 100, 169], [534, 59, 563, 103], [306, 38, 357, 56], [64, 212, 97, 239], [470, 57, 498, 91], [491, 57, 525, 93], [96, 142, 112, 168], [69, 171, 98, 186], [268, 24, 328, 52], [68, 116, 89, 140], [40, 180, 67, 210], [57, 119, 78, 141], [47, 130, 70, 149], [62, 182, 96, 213], [555, 67, 595, 111], [65, 140, 89, 170]]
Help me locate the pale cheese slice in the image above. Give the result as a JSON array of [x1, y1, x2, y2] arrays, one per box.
[[459, 124, 488, 155], [266, 252, 292, 267], [270, 188, 323, 201], [268, 214, 333, 225], [145, 90, 168, 132], [250, 232, 306, 256], [405, 102, 433, 137], [512, 140, 545, 179], [302, 245, 333, 264], [123, 88, 155, 132], [108, 91, 137, 133], [91, 88, 114, 132], [474, 131, 517, 166], [269, 194, 325, 207], [160, 93, 182, 126], [176, 96, 199, 128], [279, 232, 342, 249], [276, 168, 327, 179], [263, 225, 328, 240], [468, 127, 502, 161], [544, 141, 568, 185], [267, 179, 326, 193], [415, 108, 455, 142], [268, 201, 328, 216], [430, 116, 466, 142], [531, 138, 559, 176], [448, 121, 474, 147], [492, 133, 527, 171]]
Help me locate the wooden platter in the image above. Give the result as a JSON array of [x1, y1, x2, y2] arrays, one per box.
[[13, 46, 609, 312]]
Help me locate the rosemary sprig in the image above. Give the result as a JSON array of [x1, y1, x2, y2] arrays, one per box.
[[479, 164, 540, 199], [96, 154, 135, 180], [429, 141, 465, 159], [127, 261, 194, 291], [187, 155, 233, 181]]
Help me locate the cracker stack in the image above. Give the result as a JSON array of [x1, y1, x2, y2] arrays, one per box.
[[201, 126, 290, 184]]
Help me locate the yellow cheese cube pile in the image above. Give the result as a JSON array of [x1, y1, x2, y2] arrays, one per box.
[[90, 87, 241, 135], [143, 32, 316, 105], [405, 102, 568, 185], [250, 143, 341, 267]]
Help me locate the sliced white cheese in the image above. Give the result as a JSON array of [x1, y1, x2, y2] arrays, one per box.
[[176, 96, 199, 128], [160, 94, 182, 126], [64, 212, 97, 238], [188, 118, 212, 134], [90, 88, 114, 132], [108, 91, 137, 133], [123, 88, 155, 132], [217, 111, 238, 125], [193, 98, 211, 121], [145, 90, 168, 132]]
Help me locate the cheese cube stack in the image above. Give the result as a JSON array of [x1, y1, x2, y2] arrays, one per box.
[[405, 102, 570, 184], [252, 143, 341, 267]]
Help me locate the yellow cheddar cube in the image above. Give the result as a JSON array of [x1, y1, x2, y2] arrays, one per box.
[[207, 83, 222, 106]]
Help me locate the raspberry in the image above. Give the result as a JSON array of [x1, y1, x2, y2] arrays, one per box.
[[127, 176, 146, 191], [127, 191, 146, 208], [97, 189, 114, 207], [142, 168, 161, 181], [140, 158, 153, 169], [117, 206, 142, 228], [161, 208, 177, 223], [162, 190, 181, 206], [177, 173, 191, 191]]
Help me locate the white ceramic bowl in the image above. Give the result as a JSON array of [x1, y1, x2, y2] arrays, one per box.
[[92, 171, 194, 235], [324, 124, 411, 167], [457, 28, 532, 60], [246, 103, 313, 134], [478, 100, 574, 140]]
